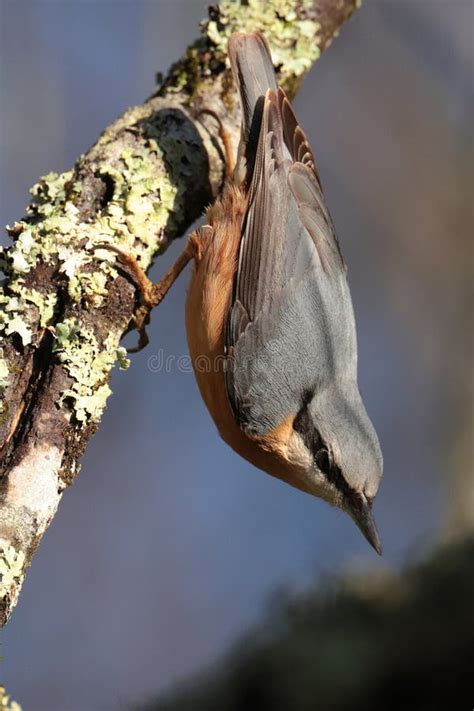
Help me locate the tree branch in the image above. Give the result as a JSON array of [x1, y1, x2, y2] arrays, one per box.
[[0, 0, 359, 626]]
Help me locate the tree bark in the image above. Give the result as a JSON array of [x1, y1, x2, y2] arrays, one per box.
[[0, 0, 359, 626]]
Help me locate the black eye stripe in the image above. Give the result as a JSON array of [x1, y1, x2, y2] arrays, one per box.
[[293, 405, 354, 501], [323, 458, 352, 499], [293, 406, 323, 453], [315, 448, 330, 474]]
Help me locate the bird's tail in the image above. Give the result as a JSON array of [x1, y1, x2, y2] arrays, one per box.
[[228, 32, 277, 182]]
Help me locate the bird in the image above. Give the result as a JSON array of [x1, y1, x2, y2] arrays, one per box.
[[108, 31, 383, 554]]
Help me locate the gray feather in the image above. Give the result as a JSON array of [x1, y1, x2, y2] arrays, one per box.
[[225, 73, 351, 433]]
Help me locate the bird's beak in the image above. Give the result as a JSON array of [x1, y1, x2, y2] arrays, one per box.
[[346, 495, 383, 555]]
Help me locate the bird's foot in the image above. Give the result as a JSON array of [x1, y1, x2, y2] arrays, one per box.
[[94, 238, 198, 352]]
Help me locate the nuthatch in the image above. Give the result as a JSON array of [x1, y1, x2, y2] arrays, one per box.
[[112, 32, 383, 553]]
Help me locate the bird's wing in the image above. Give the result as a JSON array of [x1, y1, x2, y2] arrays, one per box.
[[225, 88, 356, 435]]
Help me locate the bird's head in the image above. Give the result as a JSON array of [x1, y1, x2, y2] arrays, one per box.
[[278, 384, 383, 554]]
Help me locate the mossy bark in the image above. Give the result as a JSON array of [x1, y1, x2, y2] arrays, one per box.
[[0, 0, 359, 626]]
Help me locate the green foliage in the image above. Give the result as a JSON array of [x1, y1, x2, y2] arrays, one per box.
[[144, 539, 474, 711]]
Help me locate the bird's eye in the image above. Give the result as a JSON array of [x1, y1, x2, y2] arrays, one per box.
[[316, 449, 331, 475]]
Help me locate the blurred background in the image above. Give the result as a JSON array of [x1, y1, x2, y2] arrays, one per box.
[[0, 1, 472, 709]]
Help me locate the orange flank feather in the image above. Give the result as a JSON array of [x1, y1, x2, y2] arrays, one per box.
[[185, 185, 299, 482]]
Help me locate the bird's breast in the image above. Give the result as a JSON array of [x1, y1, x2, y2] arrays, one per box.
[[184, 186, 294, 477], [185, 186, 243, 441]]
